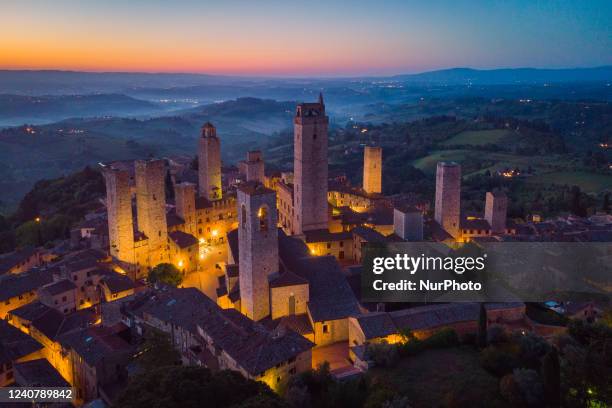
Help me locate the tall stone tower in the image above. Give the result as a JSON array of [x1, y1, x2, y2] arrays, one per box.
[[393, 205, 423, 241], [293, 93, 329, 235], [103, 166, 134, 264], [363, 146, 382, 194], [237, 182, 279, 321], [434, 162, 461, 239], [135, 159, 168, 266], [198, 122, 222, 201], [174, 182, 197, 236], [485, 190, 507, 234], [244, 151, 265, 183]]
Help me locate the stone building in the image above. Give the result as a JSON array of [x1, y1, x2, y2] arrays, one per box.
[[293, 94, 329, 235], [238, 151, 265, 183], [174, 182, 197, 236], [103, 167, 134, 264], [393, 205, 424, 241], [237, 182, 279, 321], [485, 190, 508, 234], [135, 159, 169, 268], [434, 162, 461, 239], [363, 146, 382, 194], [198, 122, 222, 201]]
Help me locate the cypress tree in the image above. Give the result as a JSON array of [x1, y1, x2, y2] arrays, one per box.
[[478, 302, 487, 348], [542, 347, 561, 407]]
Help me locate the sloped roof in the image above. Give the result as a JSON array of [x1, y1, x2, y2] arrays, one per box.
[[0, 269, 53, 301], [197, 308, 313, 376], [353, 312, 397, 340], [9, 301, 98, 341], [14, 358, 70, 387], [169, 231, 198, 249], [0, 319, 43, 365], [39, 279, 76, 296], [292, 256, 361, 322], [58, 325, 133, 367]]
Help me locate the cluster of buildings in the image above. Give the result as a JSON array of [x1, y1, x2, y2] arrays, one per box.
[[0, 94, 610, 406]]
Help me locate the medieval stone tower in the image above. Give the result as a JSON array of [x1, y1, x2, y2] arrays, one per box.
[[434, 162, 461, 239], [242, 150, 265, 183], [198, 122, 222, 201], [135, 159, 168, 266], [293, 93, 329, 235], [393, 205, 423, 241], [174, 182, 197, 236], [237, 182, 279, 321], [363, 146, 382, 194], [485, 190, 508, 234], [103, 166, 134, 264]]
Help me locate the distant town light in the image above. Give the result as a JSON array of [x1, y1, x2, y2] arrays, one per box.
[[35, 217, 41, 223]]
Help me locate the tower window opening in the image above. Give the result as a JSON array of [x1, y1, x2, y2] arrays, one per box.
[[258, 206, 268, 231]]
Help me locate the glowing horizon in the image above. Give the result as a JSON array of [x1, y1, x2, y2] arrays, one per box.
[[1, 0, 610, 77]]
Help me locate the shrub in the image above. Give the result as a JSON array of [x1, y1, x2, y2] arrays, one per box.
[[148, 263, 183, 287], [480, 346, 519, 377], [365, 341, 399, 368], [487, 326, 508, 344], [513, 368, 544, 406], [516, 332, 551, 369], [499, 374, 525, 406], [397, 328, 459, 357]]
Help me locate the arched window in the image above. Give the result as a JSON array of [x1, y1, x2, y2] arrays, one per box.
[[258, 205, 268, 231], [241, 204, 247, 229]]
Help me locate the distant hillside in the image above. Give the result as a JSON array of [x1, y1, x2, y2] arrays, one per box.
[[0, 93, 162, 126], [0, 97, 296, 211], [393, 66, 612, 85]]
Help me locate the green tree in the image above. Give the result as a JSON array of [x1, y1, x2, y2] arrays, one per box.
[[148, 263, 183, 287], [478, 303, 488, 348], [137, 329, 181, 371], [541, 348, 560, 407], [116, 366, 283, 408]]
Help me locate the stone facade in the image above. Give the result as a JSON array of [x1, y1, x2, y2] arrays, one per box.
[[363, 146, 382, 194], [135, 159, 168, 267], [238, 183, 279, 321], [239, 150, 265, 183], [293, 95, 329, 235], [198, 122, 222, 201], [175, 182, 197, 236], [393, 207, 423, 241], [103, 167, 134, 264], [485, 190, 508, 234], [270, 284, 309, 320], [434, 162, 461, 239]]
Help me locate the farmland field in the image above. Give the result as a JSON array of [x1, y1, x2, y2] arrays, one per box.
[[440, 129, 514, 146], [526, 171, 612, 192]]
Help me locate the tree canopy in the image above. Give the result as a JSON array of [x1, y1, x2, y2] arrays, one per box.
[[148, 263, 183, 287]]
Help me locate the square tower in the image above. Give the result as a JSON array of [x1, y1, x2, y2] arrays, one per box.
[[103, 166, 134, 264], [293, 94, 329, 235], [135, 159, 168, 267], [485, 190, 507, 234], [393, 205, 423, 241], [363, 146, 382, 194], [237, 182, 279, 321], [174, 182, 197, 236], [240, 150, 265, 183], [434, 162, 461, 239], [198, 122, 222, 201]]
